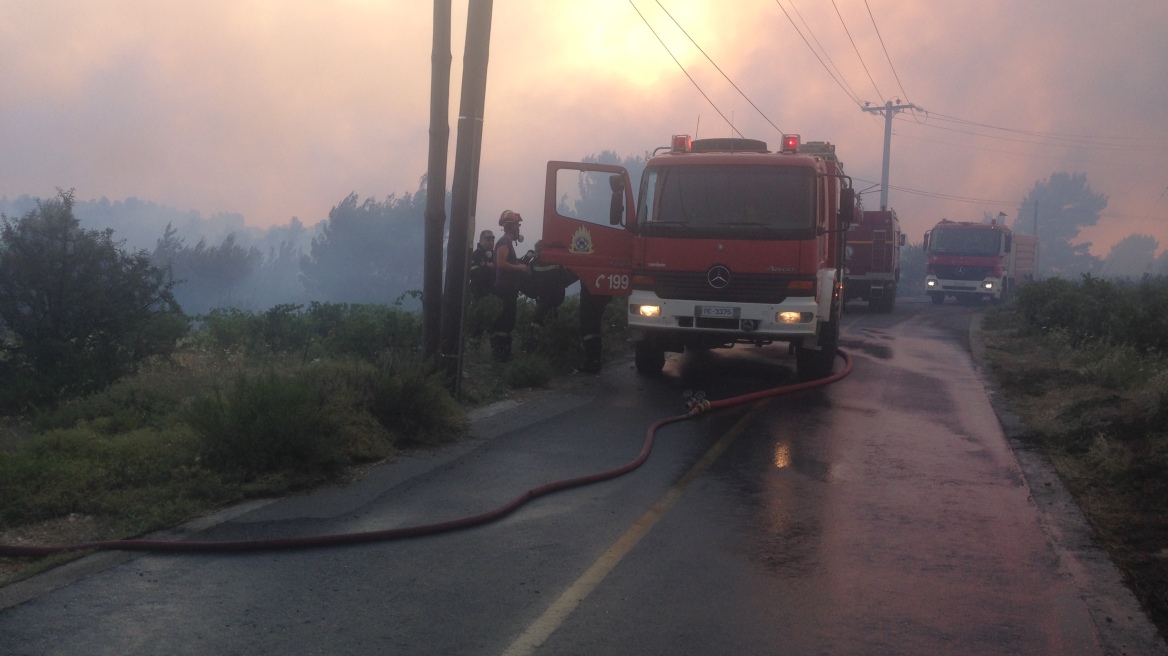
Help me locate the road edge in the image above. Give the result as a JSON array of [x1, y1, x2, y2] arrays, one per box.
[[0, 381, 606, 611], [969, 312, 1168, 656]]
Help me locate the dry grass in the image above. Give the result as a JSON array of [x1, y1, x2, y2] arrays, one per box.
[[980, 308, 1168, 638]]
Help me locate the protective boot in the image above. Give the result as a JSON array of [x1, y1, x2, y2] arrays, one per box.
[[580, 334, 602, 373]]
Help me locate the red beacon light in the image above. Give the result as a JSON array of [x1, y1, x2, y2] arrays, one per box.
[[781, 134, 800, 153], [671, 134, 692, 153]]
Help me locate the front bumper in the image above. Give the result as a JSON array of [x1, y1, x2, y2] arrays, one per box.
[[626, 290, 821, 341], [925, 276, 1001, 298]]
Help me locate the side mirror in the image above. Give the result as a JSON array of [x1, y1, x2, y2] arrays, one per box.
[[899, 233, 906, 247], [609, 174, 625, 226], [923, 231, 931, 252], [838, 188, 856, 226], [1004, 234, 1012, 253]]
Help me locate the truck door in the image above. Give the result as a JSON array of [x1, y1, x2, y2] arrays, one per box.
[[540, 161, 635, 296]]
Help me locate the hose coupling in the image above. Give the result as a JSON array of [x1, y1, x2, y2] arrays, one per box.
[[685, 398, 711, 414]]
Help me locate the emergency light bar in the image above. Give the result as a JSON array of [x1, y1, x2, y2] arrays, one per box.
[[781, 134, 800, 153], [671, 134, 692, 153]]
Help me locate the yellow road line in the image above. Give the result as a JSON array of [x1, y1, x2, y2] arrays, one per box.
[[501, 400, 769, 656]]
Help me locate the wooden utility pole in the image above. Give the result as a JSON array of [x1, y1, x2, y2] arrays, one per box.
[[422, 0, 452, 361], [439, 0, 494, 390]]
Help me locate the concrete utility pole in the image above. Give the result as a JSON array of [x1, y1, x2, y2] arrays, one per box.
[[439, 0, 494, 390], [422, 0, 452, 361], [861, 100, 920, 210]]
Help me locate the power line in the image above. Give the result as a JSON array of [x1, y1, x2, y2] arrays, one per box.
[[773, 0, 864, 107], [902, 110, 1168, 147], [652, 0, 785, 135], [626, 0, 741, 137], [787, 0, 864, 105], [895, 114, 1168, 152], [893, 131, 1094, 164], [855, 176, 1168, 223], [830, 0, 883, 101], [862, 0, 914, 112]]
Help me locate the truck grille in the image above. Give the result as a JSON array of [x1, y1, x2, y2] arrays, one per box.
[[933, 265, 990, 281], [638, 271, 810, 304]]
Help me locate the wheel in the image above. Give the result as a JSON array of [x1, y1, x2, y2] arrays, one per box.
[[873, 283, 897, 313], [930, 292, 944, 305], [883, 284, 898, 312], [992, 279, 1009, 306], [634, 339, 665, 374], [796, 311, 839, 382]]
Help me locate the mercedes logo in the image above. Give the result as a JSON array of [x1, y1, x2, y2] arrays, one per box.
[[707, 265, 730, 289], [956, 267, 966, 276]]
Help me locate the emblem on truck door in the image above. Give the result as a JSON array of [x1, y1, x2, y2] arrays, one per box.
[[569, 227, 594, 254], [707, 265, 730, 289]]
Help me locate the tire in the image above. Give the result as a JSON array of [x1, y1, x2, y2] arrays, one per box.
[[884, 284, 898, 312], [874, 283, 897, 313], [930, 292, 944, 305], [634, 339, 665, 374], [797, 310, 839, 382], [992, 279, 1009, 306]]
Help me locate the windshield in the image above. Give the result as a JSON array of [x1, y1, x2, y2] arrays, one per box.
[[637, 165, 816, 239], [929, 228, 1002, 256]]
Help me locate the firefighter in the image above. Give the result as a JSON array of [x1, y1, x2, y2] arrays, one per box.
[[578, 284, 611, 374], [489, 210, 529, 362], [468, 229, 496, 300]]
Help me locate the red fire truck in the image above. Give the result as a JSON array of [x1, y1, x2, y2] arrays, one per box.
[[843, 209, 904, 312], [539, 134, 857, 380], [923, 218, 1038, 304]]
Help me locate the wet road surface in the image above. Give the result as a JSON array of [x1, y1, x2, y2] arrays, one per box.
[[1, 299, 1164, 655]]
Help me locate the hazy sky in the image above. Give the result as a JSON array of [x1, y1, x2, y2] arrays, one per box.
[[3, 0, 1166, 255]]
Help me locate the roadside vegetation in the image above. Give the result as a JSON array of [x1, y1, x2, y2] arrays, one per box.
[[0, 294, 629, 583], [979, 274, 1168, 638], [0, 190, 629, 586]]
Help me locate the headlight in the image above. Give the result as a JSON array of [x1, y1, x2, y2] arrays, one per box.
[[926, 280, 936, 287], [639, 305, 661, 318], [983, 282, 994, 289], [777, 312, 813, 323]]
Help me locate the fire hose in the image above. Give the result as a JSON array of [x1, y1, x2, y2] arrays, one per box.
[[0, 350, 852, 558]]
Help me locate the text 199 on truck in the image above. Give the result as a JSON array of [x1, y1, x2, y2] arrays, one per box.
[[539, 134, 859, 381], [923, 218, 1038, 305]]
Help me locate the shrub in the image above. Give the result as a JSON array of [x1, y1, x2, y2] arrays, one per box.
[[184, 371, 346, 480], [366, 356, 466, 447], [1016, 275, 1168, 351], [504, 354, 554, 389]]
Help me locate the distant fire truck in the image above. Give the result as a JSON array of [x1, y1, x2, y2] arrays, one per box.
[[923, 218, 1038, 304], [539, 134, 857, 380], [843, 209, 904, 312]]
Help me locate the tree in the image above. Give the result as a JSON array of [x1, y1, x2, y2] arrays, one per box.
[[152, 224, 264, 314], [897, 241, 927, 297], [1012, 172, 1107, 278], [0, 190, 187, 408], [556, 151, 648, 220], [1102, 233, 1158, 279], [299, 188, 427, 305]]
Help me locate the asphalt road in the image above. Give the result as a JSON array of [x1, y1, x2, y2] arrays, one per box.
[[1, 298, 1166, 655]]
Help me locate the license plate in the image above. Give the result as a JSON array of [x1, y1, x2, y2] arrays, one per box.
[[697, 306, 739, 318]]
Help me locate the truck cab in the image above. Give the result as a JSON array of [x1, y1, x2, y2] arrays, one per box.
[[539, 134, 856, 380], [923, 219, 1020, 304]]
